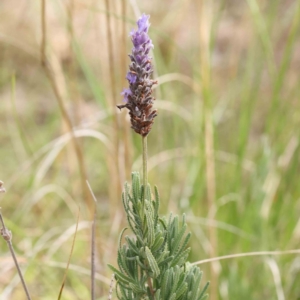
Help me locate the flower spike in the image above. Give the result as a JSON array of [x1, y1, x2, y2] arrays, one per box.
[[117, 14, 157, 137]]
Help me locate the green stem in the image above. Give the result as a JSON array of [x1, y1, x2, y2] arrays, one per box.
[[142, 136, 155, 298], [142, 136, 148, 195], [142, 136, 148, 223]]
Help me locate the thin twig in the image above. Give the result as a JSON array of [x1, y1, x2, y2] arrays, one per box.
[[57, 207, 81, 300], [108, 274, 114, 300], [0, 182, 32, 300]]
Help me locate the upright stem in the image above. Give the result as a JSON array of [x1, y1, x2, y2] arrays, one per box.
[[142, 136, 148, 197], [142, 136, 155, 297], [141, 136, 148, 224]]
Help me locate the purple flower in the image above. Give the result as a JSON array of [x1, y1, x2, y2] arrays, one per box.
[[121, 88, 132, 102], [126, 72, 137, 84], [117, 14, 157, 137], [137, 14, 150, 33]]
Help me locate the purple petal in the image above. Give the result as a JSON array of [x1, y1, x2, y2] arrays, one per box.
[[137, 14, 150, 33], [126, 72, 137, 84], [121, 88, 132, 102], [132, 32, 148, 48], [129, 29, 135, 36]]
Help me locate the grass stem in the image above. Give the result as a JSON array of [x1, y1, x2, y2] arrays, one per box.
[[120, 0, 132, 180], [192, 249, 300, 266], [104, 0, 122, 218], [198, 2, 218, 299], [86, 181, 98, 300]]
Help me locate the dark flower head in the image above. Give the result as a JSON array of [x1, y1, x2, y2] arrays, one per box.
[[117, 14, 157, 137]]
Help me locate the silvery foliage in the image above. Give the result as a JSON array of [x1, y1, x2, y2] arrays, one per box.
[[109, 172, 209, 300]]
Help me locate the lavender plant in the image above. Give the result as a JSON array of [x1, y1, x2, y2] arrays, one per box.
[[109, 14, 209, 300]]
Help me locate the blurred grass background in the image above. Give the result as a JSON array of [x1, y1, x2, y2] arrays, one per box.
[[0, 0, 300, 299]]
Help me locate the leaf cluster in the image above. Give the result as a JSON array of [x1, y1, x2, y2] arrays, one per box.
[[108, 172, 209, 300]]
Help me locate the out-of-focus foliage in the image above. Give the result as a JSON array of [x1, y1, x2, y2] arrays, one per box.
[[0, 0, 300, 299]]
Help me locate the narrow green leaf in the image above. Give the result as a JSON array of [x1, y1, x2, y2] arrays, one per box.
[[108, 264, 135, 285], [159, 217, 167, 230], [151, 236, 164, 252], [169, 293, 176, 300], [125, 236, 139, 255], [116, 282, 126, 300], [175, 282, 188, 299], [169, 266, 180, 296], [155, 288, 161, 300], [171, 247, 190, 267], [145, 203, 155, 247], [156, 249, 170, 264], [145, 246, 160, 278], [132, 172, 140, 203], [136, 233, 145, 247], [146, 184, 152, 201], [129, 282, 145, 294], [198, 281, 210, 300], [161, 269, 170, 299], [154, 186, 160, 227], [171, 223, 187, 255], [177, 232, 191, 254], [135, 256, 149, 270], [118, 228, 127, 250], [157, 255, 174, 267], [190, 267, 202, 300]]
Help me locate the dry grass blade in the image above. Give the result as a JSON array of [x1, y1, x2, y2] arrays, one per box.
[[266, 258, 285, 300], [120, 0, 132, 180], [45, 261, 111, 285], [192, 249, 300, 266], [154, 73, 201, 94], [57, 207, 80, 300], [40, 0, 94, 217], [86, 181, 98, 300], [198, 2, 218, 298]]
